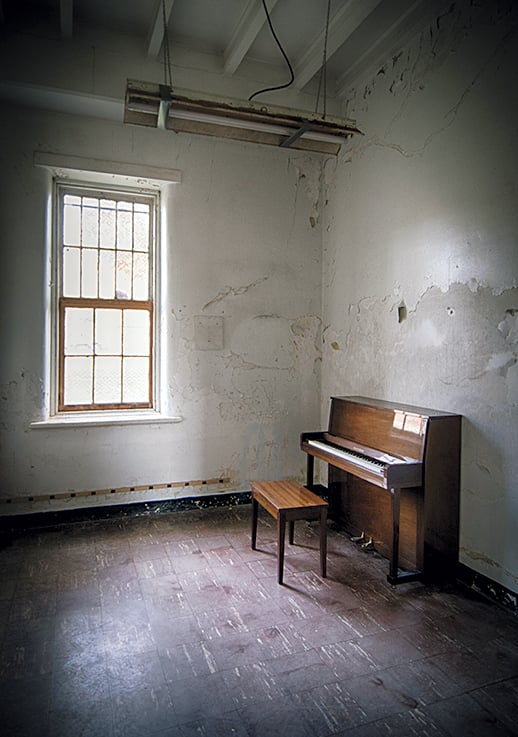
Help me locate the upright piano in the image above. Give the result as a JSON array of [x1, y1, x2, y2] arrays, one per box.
[[301, 396, 461, 585]]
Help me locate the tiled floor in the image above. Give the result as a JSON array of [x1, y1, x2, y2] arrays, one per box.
[[0, 503, 517, 737]]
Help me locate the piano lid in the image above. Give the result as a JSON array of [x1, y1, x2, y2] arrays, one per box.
[[328, 396, 434, 462]]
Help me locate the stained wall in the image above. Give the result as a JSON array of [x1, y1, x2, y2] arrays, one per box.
[[1, 0, 516, 598], [322, 0, 518, 593], [0, 107, 323, 511]]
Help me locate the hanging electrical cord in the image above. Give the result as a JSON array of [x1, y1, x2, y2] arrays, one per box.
[[162, 0, 173, 88], [248, 0, 295, 102], [314, 0, 331, 118]]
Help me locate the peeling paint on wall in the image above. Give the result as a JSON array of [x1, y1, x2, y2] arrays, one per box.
[[324, 283, 518, 403], [290, 157, 323, 229], [0, 107, 323, 514], [202, 277, 268, 311], [344, 0, 518, 165], [323, 0, 518, 594]]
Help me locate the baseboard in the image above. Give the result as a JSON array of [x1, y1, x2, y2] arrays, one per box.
[[456, 562, 517, 615], [0, 490, 252, 533]]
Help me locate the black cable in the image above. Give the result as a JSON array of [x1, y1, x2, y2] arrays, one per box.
[[248, 0, 295, 102]]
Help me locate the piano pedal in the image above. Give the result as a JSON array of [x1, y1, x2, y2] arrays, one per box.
[[361, 536, 375, 551], [351, 531, 365, 544]]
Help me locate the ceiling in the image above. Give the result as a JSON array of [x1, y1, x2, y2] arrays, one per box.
[[1, 0, 448, 101]]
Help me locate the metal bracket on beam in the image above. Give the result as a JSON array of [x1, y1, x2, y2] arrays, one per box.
[[279, 120, 312, 148], [157, 84, 172, 130]]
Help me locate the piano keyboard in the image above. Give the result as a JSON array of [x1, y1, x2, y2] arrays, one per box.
[[306, 439, 389, 475]]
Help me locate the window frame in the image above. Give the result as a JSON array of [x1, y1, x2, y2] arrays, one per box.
[[52, 180, 159, 415]]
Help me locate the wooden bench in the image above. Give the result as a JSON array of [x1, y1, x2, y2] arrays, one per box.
[[250, 480, 328, 584]]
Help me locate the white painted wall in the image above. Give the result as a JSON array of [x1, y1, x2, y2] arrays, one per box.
[[322, 0, 518, 593], [0, 107, 323, 511]]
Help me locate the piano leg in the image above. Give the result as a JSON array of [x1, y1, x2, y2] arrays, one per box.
[[387, 486, 421, 585], [389, 486, 401, 584], [320, 505, 328, 578], [306, 454, 314, 490]]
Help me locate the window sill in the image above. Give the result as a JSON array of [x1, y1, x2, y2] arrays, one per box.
[[30, 411, 183, 429]]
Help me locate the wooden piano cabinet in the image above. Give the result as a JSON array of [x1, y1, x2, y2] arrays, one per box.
[[420, 413, 461, 581], [328, 471, 422, 573], [302, 396, 461, 585]]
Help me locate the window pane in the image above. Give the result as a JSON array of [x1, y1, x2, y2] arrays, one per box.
[[134, 209, 149, 251], [64, 356, 93, 405], [63, 202, 81, 246], [99, 250, 115, 299], [123, 310, 150, 356], [99, 206, 116, 249], [81, 248, 98, 298], [64, 194, 81, 205], [95, 309, 122, 355], [94, 356, 121, 404], [82, 200, 99, 248], [65, 308, 93, 355], [63, 247, 80, 297], [116, 251, 132, 299], [59, 188, 156, 412], [122, 357, 149, 403], [132, 252, 149, 300], [117, 206, 132, 250]]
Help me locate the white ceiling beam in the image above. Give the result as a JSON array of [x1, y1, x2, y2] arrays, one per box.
[[293, 0, 384, 90], [60, 0, 73, 38], [223, 0, 281, 75], [148, 0, 176, 58], [335, 0, 448, 96]]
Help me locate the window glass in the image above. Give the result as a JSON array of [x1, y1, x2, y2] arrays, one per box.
[[56, 185, 156, 412]]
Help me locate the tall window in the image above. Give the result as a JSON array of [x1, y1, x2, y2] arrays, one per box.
[[56, 183, 157, 412]]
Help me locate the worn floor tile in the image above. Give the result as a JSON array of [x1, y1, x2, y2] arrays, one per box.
[[170, 671, 234, 724], [1, 503, 516, 737], [423, 692, 514, 737], [238, 692, 316, 737], [49, 696, 114, 737], [293, 680, 369, 736], [112, 683, 177, 737], [470, 676, 518, 734], [264, 647, 337, 693]]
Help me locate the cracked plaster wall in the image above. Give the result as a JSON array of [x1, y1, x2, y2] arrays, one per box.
[[1, 0, 516, 598], [0, 105, 323, 513], [322, 0, 518, 593]]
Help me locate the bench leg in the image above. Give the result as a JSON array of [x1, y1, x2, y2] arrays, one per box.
[[277, 513, 286, 585], [289, 520, 295, 545], [251, 496, 258, 550], [320, 507, 327, 578]]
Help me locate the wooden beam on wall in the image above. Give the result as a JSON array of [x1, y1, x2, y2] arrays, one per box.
[[293, 0, 384, 90], [148, 0, 176, 58], [223, 0, 281, 75]]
